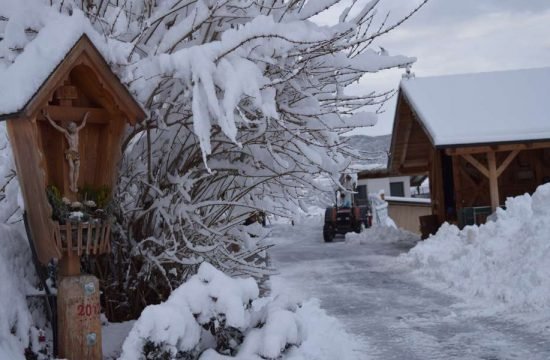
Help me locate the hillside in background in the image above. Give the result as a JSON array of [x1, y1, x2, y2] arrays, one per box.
[[345, 134, 391, 169]]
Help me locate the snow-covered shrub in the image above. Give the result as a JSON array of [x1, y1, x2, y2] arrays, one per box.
[[405, 183, 550, 313], [120, 262, 307, 359], [0, 0, 425, 318]]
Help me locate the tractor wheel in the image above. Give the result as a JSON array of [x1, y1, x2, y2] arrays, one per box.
[[323, 225, 334, 242], [353, 222, 362, 234]]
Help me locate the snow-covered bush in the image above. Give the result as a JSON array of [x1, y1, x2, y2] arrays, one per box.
[[0, 0, 425, 318], [120, 262, 350, 360], [405, 183, 550, 313], [106, 0, 422, 316]]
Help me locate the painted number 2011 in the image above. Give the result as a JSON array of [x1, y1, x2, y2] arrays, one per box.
[[77, 304, 100, 317]]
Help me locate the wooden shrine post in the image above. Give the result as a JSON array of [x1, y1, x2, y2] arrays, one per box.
[[2, 35, 145, 359]]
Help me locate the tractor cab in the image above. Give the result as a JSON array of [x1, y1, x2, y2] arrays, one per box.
[[323, 176, 372, 242]]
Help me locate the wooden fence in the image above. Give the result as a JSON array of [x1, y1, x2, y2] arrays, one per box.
[[52, 221, 111, 257]]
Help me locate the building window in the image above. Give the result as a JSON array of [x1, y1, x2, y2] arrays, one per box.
[[389, 181, 405, 197], [356, 185, 367, 201]]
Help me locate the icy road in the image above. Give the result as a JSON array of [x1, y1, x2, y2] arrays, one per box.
[[269, 222, 550, 360]]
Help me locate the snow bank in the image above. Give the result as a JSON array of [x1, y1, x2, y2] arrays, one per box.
[[0, 125, 35, 359], [102, 319, 135, 359], [345, 225, 419, 246], [284, 299, 363, 360], [0, 225, 33, 360], [405, 184, 550, 313], [120, 262, 361, 360], [120, 262, 256, 359]]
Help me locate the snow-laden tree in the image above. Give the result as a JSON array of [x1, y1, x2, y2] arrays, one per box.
[[0, 0, 425, 318]]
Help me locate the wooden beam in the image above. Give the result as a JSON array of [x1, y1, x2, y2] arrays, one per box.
[[462, 154, 489, 178], [55, 85, 79, 101], [58, 254, 81, 276], [445, 141, 550, 156], [487, 151, 499, 211], [452, 155, 463, 211], [431, 150, 446, 223], [534, 151, 544, 184], [461, 171, 487, 207], [458, 165, 486, 207], [398, 165, 430, 174], [400, 119, 414, 167], [401, 159, 430, 168], [496, 149, 520, 177], [42, 106, 110, 124], [7, 117, 61, 264]]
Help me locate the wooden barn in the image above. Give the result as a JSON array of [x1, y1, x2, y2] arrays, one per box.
[[389, 67, 550, 235]]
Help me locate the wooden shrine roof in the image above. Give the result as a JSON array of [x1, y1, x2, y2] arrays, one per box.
[[0, 33, 146, 123]]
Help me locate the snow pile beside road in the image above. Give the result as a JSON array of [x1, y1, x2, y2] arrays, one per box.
[[121, 262, 359, 360], [346, 225, 419, 246], [0, 127, 36, 359], [406, 183, 550, 313], [286, 299, 364, 360], [0, 225, 33, 360]]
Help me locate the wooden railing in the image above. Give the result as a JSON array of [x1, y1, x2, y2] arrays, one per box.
[[52, 221, 111, 257]]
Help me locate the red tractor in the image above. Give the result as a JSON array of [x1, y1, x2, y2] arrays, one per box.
[[323, 190, 371, 242]]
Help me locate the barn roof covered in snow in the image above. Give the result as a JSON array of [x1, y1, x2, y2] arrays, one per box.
[[399, 67, 550, 147], [388, 66, 550, 176]]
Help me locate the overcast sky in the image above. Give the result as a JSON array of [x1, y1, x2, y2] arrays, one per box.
[[318, 0, 550, 136]]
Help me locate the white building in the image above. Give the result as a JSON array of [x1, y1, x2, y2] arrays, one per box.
[[355, 168, 430, 233], [355, 168, 427, 202]]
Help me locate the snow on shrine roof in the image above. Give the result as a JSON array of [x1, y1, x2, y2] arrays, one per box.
[[0, 7, 129, 118], [400, 67, 550, 147]]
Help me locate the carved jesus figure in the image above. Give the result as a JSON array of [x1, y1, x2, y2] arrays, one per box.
[[42, 110, 89, 193]]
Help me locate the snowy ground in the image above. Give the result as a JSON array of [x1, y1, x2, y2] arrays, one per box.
[[269, 220, 550, 360]]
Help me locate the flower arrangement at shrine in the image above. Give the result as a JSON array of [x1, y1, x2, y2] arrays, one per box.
[[46, 185, 112, 223], [45, 185, 114, 256]]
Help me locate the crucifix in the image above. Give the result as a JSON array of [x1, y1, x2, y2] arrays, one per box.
[[42, 109, 89, 193]]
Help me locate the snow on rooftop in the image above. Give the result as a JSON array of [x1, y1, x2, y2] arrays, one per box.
[[384, 196, 431, 204], [349, 162, 386, 172], [400, 67, 550, 146]]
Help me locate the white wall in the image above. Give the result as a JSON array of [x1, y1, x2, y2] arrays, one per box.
[[357, 176, 412, 197]]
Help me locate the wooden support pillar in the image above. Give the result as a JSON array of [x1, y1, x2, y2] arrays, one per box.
[[533, 150, 544, 185], [461, 150, 520, 213], [452, 155, 463, 212], [431, 150, 445, 223], [462, 154, 489, 178], [400, 119, 413, 167], [58, 256, 81, 277], [487, 151, 499, 212]]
